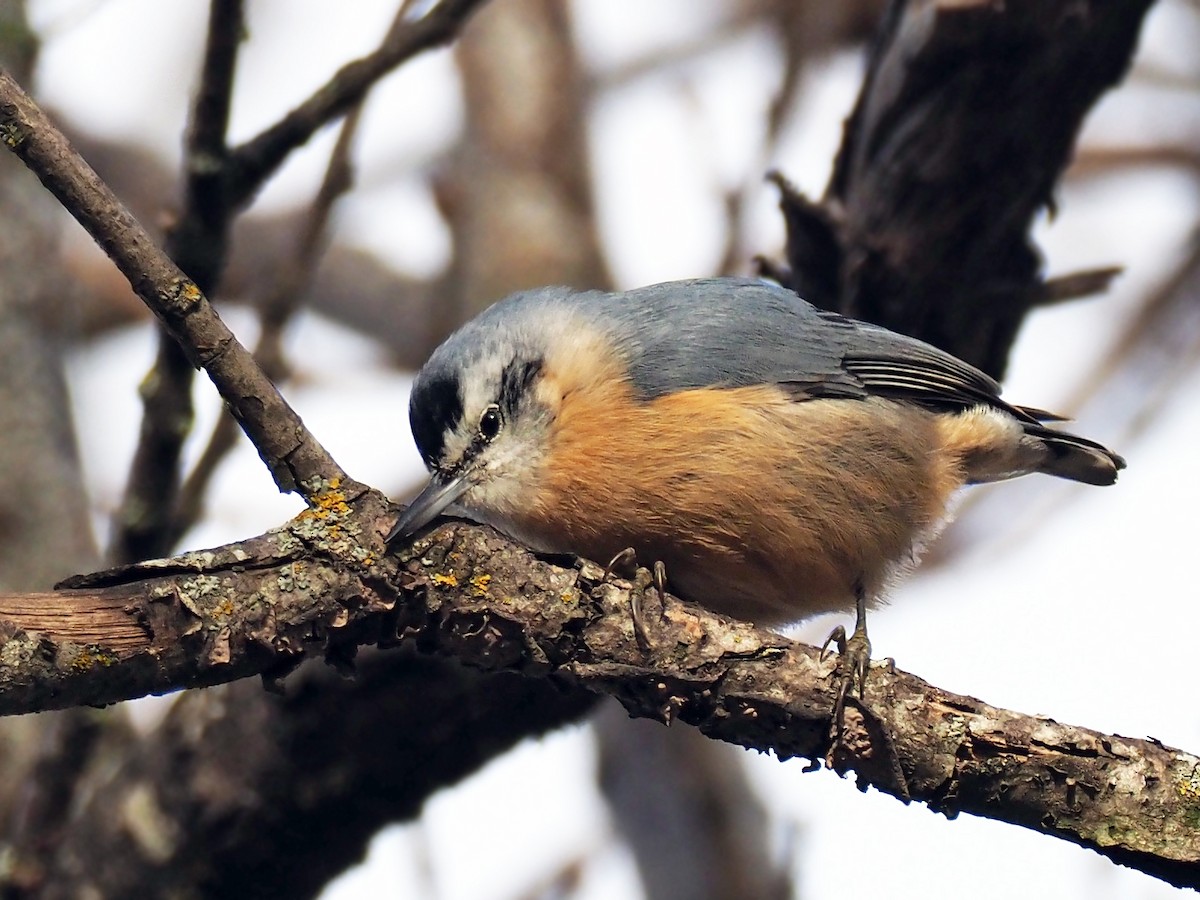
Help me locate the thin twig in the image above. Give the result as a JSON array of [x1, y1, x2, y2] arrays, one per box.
[[173, 104, 366, 542], [227, 0, 491, 209], [1069, 145, 1200, 178], [1032, 265, 1123, 306], [113, 0, 486, 560], [110, 0, 245, 564], [1063, 235, 1200, 429], [185, 0, 243, 219]]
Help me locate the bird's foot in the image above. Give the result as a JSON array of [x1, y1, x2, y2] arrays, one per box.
[[816, 592, 909, 796], [820, 622, 872, 734], [603, 549, 669, 652]]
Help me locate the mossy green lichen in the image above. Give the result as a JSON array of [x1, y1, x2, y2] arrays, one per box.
[[290, 477, 374, 559], [0, 121, 25, 150], [1174, 757, 1200, 804], [68, 645, 119, 671]]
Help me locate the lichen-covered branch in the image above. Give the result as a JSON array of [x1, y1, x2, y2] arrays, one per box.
[[0, 495, 1195, 888]]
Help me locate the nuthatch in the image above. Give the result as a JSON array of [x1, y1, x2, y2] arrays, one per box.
[[388, 277, 1123, 670]]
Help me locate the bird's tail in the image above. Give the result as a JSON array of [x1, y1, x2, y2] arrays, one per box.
[[937, 405, 1125, 486], [1017, 413, 1126, 487]]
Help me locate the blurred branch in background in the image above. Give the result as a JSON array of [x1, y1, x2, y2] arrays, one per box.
[[921, 0, 1200, 564], [763, 0, 1157, 378], [0, 2, 111, 895], [439, 0, 610, 320], [225, 0, 490, 209], [109, 0, 246, 565], [0, 2, 96, 586], [1069, 232, 1200, 438], [595, 704, 793, 900], [26, 649, 595, 899], [171, 103, 367, 547]]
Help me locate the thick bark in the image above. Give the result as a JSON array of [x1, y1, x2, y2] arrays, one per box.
[[0, 515, 1195, 887]]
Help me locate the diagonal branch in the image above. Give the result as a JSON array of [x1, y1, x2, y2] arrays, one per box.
[[109, 0, 488, 561], [226, 0, 491, 208], [0, 68, 347, 502]]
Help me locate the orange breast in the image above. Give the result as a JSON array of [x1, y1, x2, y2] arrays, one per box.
[[513, 379, 962, 625]]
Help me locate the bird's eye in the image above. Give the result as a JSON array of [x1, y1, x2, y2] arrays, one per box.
[[478, 404, 502, 441]]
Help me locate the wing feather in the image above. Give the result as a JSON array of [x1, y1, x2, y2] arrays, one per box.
[[565, 278, 1038, 421]]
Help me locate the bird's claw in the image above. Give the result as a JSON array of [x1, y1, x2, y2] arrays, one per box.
[[652, 559, 669, 622], [604, 549, 670, 651], [603, 547, 638, 582], [821, 620, 872, 738], [821, 625, 871, 687], [819, 624, 846, 661]]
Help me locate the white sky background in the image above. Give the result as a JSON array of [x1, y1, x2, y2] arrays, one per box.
[[26, 0, 1200, 897]]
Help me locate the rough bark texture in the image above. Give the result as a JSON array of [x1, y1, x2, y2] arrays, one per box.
[[0, 513, 1196, 886]]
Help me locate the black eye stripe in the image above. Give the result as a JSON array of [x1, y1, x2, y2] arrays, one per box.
[[498, 357, 543, 415], [408, 356, 540, 472]]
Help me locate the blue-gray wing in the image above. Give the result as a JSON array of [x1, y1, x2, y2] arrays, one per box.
[[570, 277, 1042, 421]]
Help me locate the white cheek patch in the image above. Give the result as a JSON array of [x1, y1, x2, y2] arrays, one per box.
[[456, 416, 549, 527]]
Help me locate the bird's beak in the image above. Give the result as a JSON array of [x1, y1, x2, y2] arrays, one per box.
[[386, 471, 472, 543]]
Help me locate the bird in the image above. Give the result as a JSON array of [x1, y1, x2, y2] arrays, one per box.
[[387, 276, 1124, 679]]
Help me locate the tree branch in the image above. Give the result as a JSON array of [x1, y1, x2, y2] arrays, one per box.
[[765, 0, 1156, 377], [227, 0, 491, 208], [0, 512, 1194, 887], [0, 67, 347, 502], [110, 0, 247, 563]]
